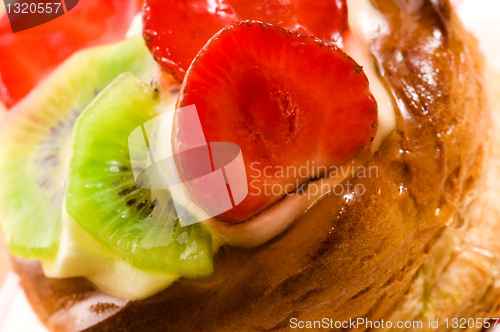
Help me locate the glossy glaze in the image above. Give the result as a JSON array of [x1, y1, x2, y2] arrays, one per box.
[[12, 0, 494, 330]]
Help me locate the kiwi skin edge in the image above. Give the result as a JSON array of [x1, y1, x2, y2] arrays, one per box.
[[0, 37, 158, 261], [65, 73, 215, 278]]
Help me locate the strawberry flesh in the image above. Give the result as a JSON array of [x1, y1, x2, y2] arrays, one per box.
[[174, 21, 377, 223], [0, 0, 139, 108], [143, 0, 347, 82]]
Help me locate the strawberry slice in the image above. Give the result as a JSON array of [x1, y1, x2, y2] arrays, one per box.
[[174, 21, 377, 223], [143, 0, 347, 82], [0, 0, 139, 108]]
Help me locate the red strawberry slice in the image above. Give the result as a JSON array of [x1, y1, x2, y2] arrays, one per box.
[[0, 0, 139, 108], [174, 21, 377, 223], [143, 0, 347, 82]]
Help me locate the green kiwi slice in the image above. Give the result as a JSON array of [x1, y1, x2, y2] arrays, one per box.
[[0, 37, 157, 260], [65, 73, 214, 277]]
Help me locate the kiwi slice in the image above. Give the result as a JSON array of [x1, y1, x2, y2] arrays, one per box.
[[0, 37, 157, 260], [65, 73, 214, 277]]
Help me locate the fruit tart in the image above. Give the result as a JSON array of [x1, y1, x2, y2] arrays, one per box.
[[1, 0, 500, 331]]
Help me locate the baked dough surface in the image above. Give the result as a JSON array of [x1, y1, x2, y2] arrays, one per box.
[[11, 0, 500, 331]]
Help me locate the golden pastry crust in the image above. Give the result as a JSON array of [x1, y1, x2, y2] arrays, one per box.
[[11, 0, 499, 331]]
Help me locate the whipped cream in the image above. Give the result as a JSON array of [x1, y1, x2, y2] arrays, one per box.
[[43, 210, 178, 301], [43, 0, 397, 300], [126, 13, 143, 38], [345, 0, 395, 153], [42, 82, 181, 301]]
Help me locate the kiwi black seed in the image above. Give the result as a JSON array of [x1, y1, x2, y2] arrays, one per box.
[[0, 37, 157, 260], [66, 73, 214, 277]]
